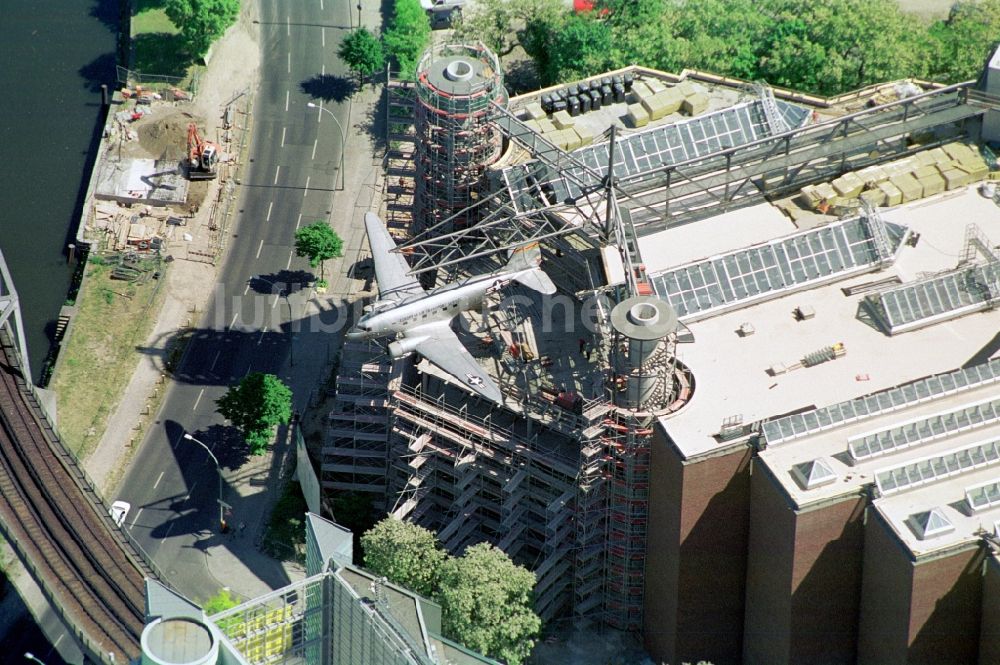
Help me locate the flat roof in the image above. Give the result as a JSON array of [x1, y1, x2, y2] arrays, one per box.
[[658, 186, 1000, 460], [758, 379, 1000, 510], [874, 461, 1000, 558]]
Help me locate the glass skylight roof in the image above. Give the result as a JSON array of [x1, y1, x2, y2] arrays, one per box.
[[908, 507, 955, 540], [966, 478, 1000, 512], [791, 457, 838, 490], [865, 261, 1000, 335], [503, 98, 811, 212], [848, 396, 1000, 462], [874, 439, 1000, 496], [762, 358, 1000, 447], [649, 215, 906, 321]]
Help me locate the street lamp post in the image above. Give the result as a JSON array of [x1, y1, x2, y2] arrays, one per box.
[[182, 433, 228, 532], [356, 2, 362, 27], [24, 654, 47, 665], [255, 275, 295, 366], [306, 102, 346, 191]]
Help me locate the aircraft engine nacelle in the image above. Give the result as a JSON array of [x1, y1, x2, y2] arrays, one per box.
[[388, 336, 427, 359]]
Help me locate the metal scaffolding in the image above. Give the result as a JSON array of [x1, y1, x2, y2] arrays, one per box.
[[414, 43, 508, 232]]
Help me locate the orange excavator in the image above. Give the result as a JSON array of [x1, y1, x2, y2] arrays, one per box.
[[186, 123, 219, 180]]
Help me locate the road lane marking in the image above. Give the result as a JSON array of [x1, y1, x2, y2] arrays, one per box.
[[287, 250, 294, 270], [311, 138, 318, 160], [266, 201, 274, 221], [285, 90, 289, 112], [193, 388, 205, 411], [229, 312, 239, 328], [322, 64, 325, 77], [288, 52, 291, 74], [317, 100, 323, 122], [257, 330, 267, 346], [210, 349, 222, 371], [256, 239, 264, 259], [243, 283, 250, 296], [304, 176, 311, 196], [272, 296, 280, 310], [322, 27, 325, 47], [188, 481, 198, 496], [132, 508, 144, 528], [274, 165, 280, 184], [153, 472, 165, 489], [320, 0, 324, 10], [295, 213, 303, 229], [287, 15, 290, 35], [160, 522, 174, 545], [281, 126, 286, 147]]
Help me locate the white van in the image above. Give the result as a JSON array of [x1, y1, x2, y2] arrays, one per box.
[[110, 500, 131, 528]]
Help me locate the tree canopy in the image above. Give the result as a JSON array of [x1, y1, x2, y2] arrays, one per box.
[[294, 221, 343, 282], [362, 518, 445, 597], [338, 27, 386, 83], [436, 543, 541, 665], [164, 0, 240, 58], [508, 0, 1000, 94], [216, 372, 292, 454], [383, 0, 431, 79]]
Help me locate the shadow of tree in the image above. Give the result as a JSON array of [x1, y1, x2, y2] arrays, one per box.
[[190, 423, 254, 471], [355, 84, 388, 155], [133, 32, 193, 78], [300, 74, 357, 103], [89, 0, 122, 33], [248, 269, 317, 296]]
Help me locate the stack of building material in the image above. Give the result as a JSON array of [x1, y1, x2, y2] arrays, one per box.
[[574, 124, 595, 147], [832, 172, 864, 199], [552, 110, 575, 130], [681, 93, 710, 116], [641, 87, 683, 121], [913, 164, 945, 197], [890, 172, 923, 203], [877, 180, 903, 206], [524, 102, 546, 121], [626, 103, 649, 128]]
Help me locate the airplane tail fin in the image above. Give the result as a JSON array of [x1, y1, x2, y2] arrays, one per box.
[[514, 269, 557, 295], [506, 243, 556, 294]]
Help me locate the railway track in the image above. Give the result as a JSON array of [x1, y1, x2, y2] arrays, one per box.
[[0, 341, 144, 662]]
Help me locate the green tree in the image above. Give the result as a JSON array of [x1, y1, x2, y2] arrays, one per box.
[[534, 12, 614, 85], [294, 221, 343, 283], [926, 0, 1000, 83], [338, 27, 386, 83], [216, 372, 292, 455], [383, 0, 431, 79], [454, 0, 563, 59], [164, 0, 241, 58], [202, 588, 241, 614], [361, 518, 445, 597], [436, 543, 541, 665]]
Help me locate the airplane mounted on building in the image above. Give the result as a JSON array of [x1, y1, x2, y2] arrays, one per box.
[[346, 212, 556, 403]]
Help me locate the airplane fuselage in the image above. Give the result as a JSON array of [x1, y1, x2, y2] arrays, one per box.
[[348, 269, 531, 340]]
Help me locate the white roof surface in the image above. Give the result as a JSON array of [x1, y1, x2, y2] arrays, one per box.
[[658, 186, 1000, 459]]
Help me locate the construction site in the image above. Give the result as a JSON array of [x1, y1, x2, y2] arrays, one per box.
[[323, 41, 1000, 663]]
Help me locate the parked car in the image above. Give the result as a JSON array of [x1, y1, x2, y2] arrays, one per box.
[[109, 500, 131, 528], [421, 0, 465, 28]]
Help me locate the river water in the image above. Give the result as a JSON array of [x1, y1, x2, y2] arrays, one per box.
[[0, 1, 117, 659], [0, 0, 119, 384]]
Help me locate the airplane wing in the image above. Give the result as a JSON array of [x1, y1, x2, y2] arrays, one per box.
[[364, 212, 424, 300], [410, 322, 503, 403]]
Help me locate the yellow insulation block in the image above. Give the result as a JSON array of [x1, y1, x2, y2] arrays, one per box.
[[626, 103, 649, 128], [574, 124, 595, 147], [681, 92, 710, 116], [552, 109, 575, 130], [939, 168, 971, 190], [832, 172, 864, 199], [646, 78, 667, 95], [890, 173, 923, 202], [878, 180, 903, 206]]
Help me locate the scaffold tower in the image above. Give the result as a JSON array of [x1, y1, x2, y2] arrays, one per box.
[[414, 43, 508, 232]]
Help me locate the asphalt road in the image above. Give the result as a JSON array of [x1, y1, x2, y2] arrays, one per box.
[[117, 0, 353, 599]]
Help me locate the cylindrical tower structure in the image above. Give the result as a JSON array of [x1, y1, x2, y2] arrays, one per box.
[[609, 295, 678, 411], [141, 616, 218, 665], [414, 43, 507, 232]]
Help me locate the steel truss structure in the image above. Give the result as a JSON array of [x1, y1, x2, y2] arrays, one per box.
[[0, 249, 30, 381]]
